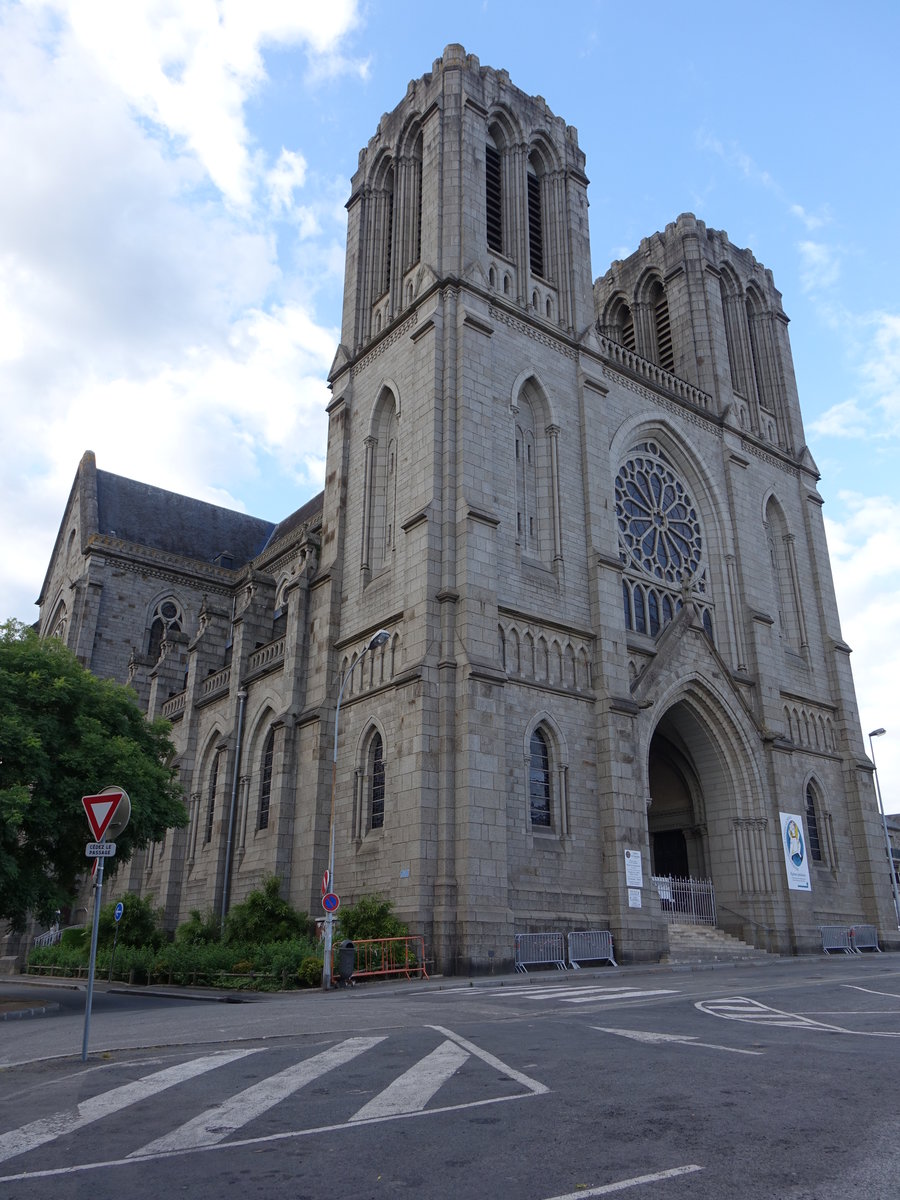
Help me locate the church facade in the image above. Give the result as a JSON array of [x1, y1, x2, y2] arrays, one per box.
[[34, 46, 894, 969]]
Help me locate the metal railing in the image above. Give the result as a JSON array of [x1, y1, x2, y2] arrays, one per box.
[[514, 932, 568, 973], [332, 935, 428, 983], [652, 875, 716, 926], [567, 930, 617, 968]]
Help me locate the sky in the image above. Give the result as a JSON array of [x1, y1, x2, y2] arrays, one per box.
[[0, 0, 898, 813]]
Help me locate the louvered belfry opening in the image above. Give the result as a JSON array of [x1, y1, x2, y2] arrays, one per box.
[[527, 169, 543, 277], [650, 281, 674, 371], [486, 143, 502, 253]]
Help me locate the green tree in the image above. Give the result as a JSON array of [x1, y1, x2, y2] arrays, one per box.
[[0, 620, 187, 930]]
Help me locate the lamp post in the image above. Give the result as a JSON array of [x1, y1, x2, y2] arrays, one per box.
[[322, 629, 391, 989], [868, 728, 900, 928]]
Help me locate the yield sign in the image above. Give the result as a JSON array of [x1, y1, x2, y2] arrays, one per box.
[[81, 789, 124, 841]]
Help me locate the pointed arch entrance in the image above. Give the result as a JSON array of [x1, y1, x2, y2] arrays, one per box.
[[646, 699, 739, 886]]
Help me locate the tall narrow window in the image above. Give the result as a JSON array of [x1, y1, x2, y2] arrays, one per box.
[[205, 752, 219, 844], [369, 732, 385, 830], [805, 783, 822, 862], [527, 168, 544, 277], [529, 728, 551, 827], [383, 177, 394, 296], [486, 143, 503, 253], [649, 280, 674, 372], [257, 728, 274, 831]]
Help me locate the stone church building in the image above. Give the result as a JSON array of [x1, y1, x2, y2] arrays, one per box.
[[34, 46, 894, 969]]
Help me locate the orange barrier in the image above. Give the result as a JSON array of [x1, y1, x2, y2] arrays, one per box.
[[333, 935, 428, 983]]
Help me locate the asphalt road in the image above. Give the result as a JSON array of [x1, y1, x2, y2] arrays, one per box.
[[1, 955, 898, 1199]]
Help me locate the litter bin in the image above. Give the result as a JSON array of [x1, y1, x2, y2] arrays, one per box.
[[338, 940, 355, 986]]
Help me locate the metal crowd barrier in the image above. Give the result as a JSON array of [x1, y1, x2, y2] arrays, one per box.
[[567, 930, 617, 968], [514, 932, 568, 973], [849, 925, 881, 953], [333, 935, 428, 982], [820, 926, 853, 954]]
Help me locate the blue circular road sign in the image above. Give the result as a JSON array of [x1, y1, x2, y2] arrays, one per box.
[[322, 892, 340, 913], [114, 902, 124, 923]]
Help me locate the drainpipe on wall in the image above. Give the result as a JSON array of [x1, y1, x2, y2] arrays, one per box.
[[221, 687, 248, 935]]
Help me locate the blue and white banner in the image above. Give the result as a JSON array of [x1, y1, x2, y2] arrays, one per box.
[[779, 812, 812, 891]]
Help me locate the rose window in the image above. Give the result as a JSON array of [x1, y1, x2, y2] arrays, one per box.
[[615, 451, 703, 584]]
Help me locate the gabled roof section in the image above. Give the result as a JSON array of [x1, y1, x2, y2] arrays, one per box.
[[95, 469, 275, 566]]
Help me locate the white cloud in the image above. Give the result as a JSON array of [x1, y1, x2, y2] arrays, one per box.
[[825, 493, 900, 813], [36, 0, 364, 208], [811, 310, 900, 441], [0, 2, 361, 623], [798, 239, 841, 293]]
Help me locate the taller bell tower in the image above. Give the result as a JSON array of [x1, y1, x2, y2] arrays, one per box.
[[322, 46, 598, 971]]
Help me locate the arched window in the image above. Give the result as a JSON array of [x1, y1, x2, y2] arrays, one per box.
[[362, 390, 400, 573], [615, 441, 712, 642], [513, 379, 558, 564], [606, 297, 635, 352], [805, 782, 822, 862], [49, 601, 68, 642], [529, 728, 551, 827], [205, 751, 220, 844], [257, 728, 275, 831], [515, 398, 538, 554], [765, 497, 805, 651], [369, 731, 385, 830], [147, 598, 183, 663]]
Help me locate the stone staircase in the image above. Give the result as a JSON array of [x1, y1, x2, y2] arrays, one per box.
[[664, 923, 774, 964]]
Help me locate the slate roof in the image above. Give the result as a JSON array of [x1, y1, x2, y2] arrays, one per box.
[[263, 490, 324, 547], [96, 470, 276, 567]]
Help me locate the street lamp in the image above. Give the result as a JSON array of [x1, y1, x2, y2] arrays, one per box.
[[868, 728, 900, 928], [322, 629, 391, 989]]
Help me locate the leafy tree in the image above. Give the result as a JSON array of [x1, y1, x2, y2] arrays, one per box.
[[0, 620, 187, 930], [223, 875, 308, 944]]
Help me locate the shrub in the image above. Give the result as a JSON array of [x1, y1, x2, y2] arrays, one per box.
[[338, 895, 408, 941], [223, 876, 307, 944], [97, 893, 165, 950], [175, 909, 221, 946], [297, 956, 323, 987]]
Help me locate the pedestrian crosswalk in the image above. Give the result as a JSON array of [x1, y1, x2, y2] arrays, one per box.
[[0, 1027, 546, 1181], [454, 983, 679, 1006]]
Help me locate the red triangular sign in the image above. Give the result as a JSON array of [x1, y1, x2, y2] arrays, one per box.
[[82, 791, 123, 841]]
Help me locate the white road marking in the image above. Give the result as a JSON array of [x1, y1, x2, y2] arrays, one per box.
[[542, 1164, 703, 1197], [350, 1039, 469, 1120], [844, 984, 900, 1000], [0, 1049, 259, 1164], [593, 1027, 762, 1055], [131, 1036, 385, 1155], [453, 984, 678, 1005], [695, 996, 846, 1031], [0, 1028, 549, 1180], [429, 1024, 549, 1094]]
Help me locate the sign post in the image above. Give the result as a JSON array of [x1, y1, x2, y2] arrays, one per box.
[[81, 787, 130, 1061]]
